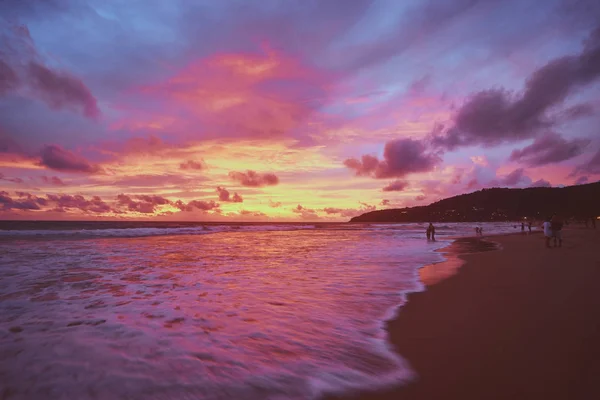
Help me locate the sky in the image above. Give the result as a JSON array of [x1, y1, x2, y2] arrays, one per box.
[[1, 0, 599, 221]]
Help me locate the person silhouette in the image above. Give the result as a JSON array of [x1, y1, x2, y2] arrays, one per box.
[[427, 223, 436, 241]]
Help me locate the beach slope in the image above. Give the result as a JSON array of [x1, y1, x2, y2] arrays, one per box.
[[329, 227, 600, 400]]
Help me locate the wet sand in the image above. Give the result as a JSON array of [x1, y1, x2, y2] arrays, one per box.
[[328, 227, 600, 400]]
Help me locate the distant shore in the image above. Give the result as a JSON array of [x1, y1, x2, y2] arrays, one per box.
[[327, 226, 600, 400]]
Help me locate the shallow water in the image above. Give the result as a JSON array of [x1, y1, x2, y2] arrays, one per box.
[[0, 222, 522, 399]]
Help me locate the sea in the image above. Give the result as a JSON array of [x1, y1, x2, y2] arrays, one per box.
[[0, 221, 525, 400]]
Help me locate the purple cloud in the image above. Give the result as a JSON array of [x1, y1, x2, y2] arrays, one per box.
[[229, 170, 279, 187], [509, 132, 590, 166], [530, 179, 552, 187], [27, 62, 100, 119], [432, 25, 600, 150], [116, 194, 171, 213], [39, 144, 101, 173], [500, 168, 530, 186], [1, 24, 99, 120], [344, 138, 440, 178], [0, 173, 24, 184], [179, 160, 204, 170], [575, 176, 589, 185], [560, 103, 595, 121], [47, 193, 112, 213], [0, 59, 18, 94], [0, 191, 44, 210], [40, 175, 65, 186], [216, 186, 243, 202], [572, 148, 600, 176], [382, 180, 409, 192]]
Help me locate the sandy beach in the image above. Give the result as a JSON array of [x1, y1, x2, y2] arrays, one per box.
[[329, 226, 600, 400]]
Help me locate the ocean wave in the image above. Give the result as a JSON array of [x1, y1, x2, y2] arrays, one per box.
[[0, 224, 317, 239]]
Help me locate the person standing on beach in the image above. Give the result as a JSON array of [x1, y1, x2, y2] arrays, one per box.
[[551, 215, 563, 247], [528, 221, 532, 233], [521, 222, 525, 232], [542, 217, 553, 248], [427, 223, 436, 241]]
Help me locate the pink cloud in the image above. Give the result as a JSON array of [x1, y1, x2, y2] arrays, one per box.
[[239, 210, 267, 218], [0, 173, 24, 184], [175, 199, 220, 212], [382, 180, 409, 192], [292, 204, 319, 219], [47, 194, 113, 213], [216, 186, 243, 202], [0, 191, 43, 210], [344, 138, 440, 178], [180, 160, 204, 170], [40, 176, 66, 186], [38, 145, 102, 174], [116, 194, 171, 214], [134, 48, 334, 141], [229, 170, 279, 187], [322, 203, 376, 218]]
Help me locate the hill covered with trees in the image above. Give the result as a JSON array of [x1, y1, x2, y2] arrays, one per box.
[[350, 182, 600, 223]]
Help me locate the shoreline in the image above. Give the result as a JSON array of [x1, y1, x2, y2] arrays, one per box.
[[326, 226, 600, 400]]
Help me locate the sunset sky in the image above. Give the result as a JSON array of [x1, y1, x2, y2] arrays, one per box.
[[1, 0, 599, 221]]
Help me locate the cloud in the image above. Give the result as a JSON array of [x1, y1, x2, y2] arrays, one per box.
[[0, 24, 99, 119], [382, 180, 409, 192], [0, 173, 24, 184], [380, 199, 390, 206], [38, 144, 102, 173], [0, 59, 19, 94], [27, 62, 100, 119], [109, 173, 203, 189], [292, 204, 319, 219], [116, 193, 171, 214], [509, 133, 590, 166], [530, 179, 552, 187], [175, 199, 220, 212], [0, 191, 43, 210], [229, 170, 279, 187], [571, 148, 600, 175], [322, 203, 376, 218], [179, 160, 204, 170], [415, 195, 426, 201], [344, 138, 440, 179], [431, 25, 600, 150], [40, 175, 65, 186], [560, 103, 595, 121], [216, 186, 243, 202], [136, 48, 332, 143], [500, 168, 531, 186], [239, 209, 267, 218], [47, 193, 112, 213], [269, 199, 282, 208], [575, 176, 589, 185]]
